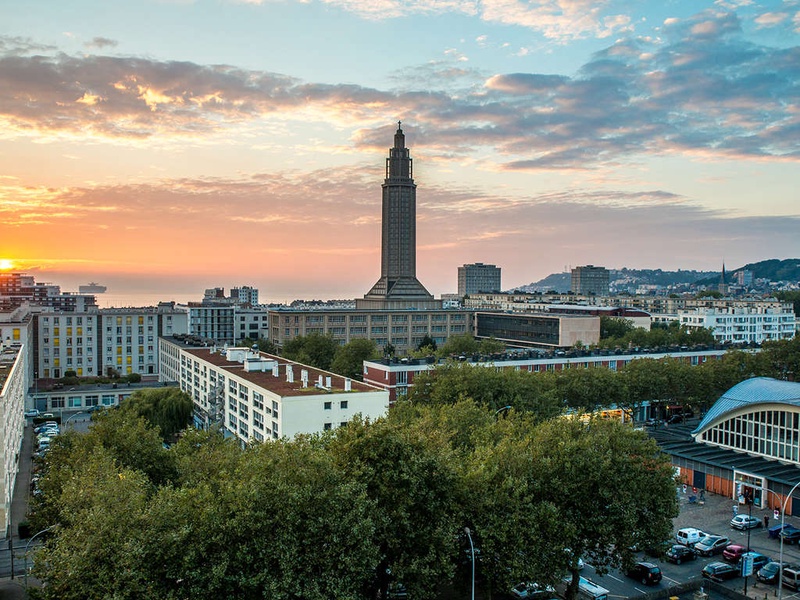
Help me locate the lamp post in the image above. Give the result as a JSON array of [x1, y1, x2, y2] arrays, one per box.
[[744, 497, 753, 595], [24, 524, 58, 587], [494, 405, 512, 418], [464, 527, 475, 600], [778, 480, 800, 600], [63, 411, 85, 429]]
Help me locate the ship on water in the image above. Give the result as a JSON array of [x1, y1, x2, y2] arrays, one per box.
[[79, 282, 107, 294]]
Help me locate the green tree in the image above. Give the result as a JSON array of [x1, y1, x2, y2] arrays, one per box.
[[530, 418, 678, 600], [121, 387, 193, 442], [330, 338, 379, 381], [282, 333, 340, 371], [415, 333, 437, 353], [437, 333, 480, 357], [326, 410, 462, 600], [600, 316, 635, 339]]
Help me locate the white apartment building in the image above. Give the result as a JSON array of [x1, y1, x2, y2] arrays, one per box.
[[0, 342, 26, 535], [36, 306, 188, 379], [679, 305, 796, 344], [159, 336, 389, 444]]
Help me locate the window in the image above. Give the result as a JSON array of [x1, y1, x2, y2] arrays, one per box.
[[324, 401, 332, 410], [340, 400, 348, 409], [323, 423, 332, 431]]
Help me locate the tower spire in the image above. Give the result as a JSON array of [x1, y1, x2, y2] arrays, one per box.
[[360, 123, 437, 309]]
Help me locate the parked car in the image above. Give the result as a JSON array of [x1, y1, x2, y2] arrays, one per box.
[[24, 409, 40, 418], [665, 544, 697, 565], [625, 562, 662, 585], [783, 565, 800, 590], [666, 414, 685, 424], [510, 582, 557, 599], [694, 535, 730, 557], [731, 514, 762, 530], [702, 561, 739, 582], [781, 526, 800, 544], [738, 552, 770, 574], [676, 527, 705, 547], [722, 544, 747, 563], [757, 561, 789, 584], [643, 540, 672, 558]]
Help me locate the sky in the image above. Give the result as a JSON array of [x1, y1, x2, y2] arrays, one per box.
[[0, 0, 798, 304]]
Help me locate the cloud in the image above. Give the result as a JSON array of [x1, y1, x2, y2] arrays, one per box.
[[1, 8, 798, 171], [85, 37, 118, 49]]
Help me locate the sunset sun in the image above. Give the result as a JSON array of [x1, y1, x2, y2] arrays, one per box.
[[0, 259, 15, 271]]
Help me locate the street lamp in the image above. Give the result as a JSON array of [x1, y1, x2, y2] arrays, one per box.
[[494, 405, 512, 418], [464, 527, 475, 600], [778, 480, 800, 600], [64, 411, 86, 429], [24, 524, 58, 587]]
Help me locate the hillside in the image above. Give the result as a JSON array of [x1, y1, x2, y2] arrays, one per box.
[[513, 259, 800, 293]]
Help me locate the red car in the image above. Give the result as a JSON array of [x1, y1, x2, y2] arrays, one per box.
[[723, 544, 747, 563]]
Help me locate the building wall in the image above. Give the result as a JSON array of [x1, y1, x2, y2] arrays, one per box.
[[474, 312, 601, 348], [458, 263, 501, 296], [571, 266, 610, 296], [679, 306, 795, 344], [36, 307, 188, 380], [268, 308, 472, 355], [0, 343, 26, 535]]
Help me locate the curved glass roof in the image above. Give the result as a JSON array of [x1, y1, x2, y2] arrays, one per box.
[[693, 377, 800, 434]]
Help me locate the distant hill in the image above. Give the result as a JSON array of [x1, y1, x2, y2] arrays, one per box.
[[695, 258, 800, 286], [512, 259, 800, 293]]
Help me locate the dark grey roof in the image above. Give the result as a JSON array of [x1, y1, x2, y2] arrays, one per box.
[[651, 422, 800, 487], [693, 377, 800, 434]]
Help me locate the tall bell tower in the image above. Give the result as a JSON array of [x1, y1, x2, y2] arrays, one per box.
[[359, 123, 440, 310]]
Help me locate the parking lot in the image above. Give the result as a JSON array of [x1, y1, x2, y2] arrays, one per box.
[[600, 487, 800, 599]]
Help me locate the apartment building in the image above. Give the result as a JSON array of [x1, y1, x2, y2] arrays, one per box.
[[159, 336, 389, 444], [0, 342, 26, 535], [458, 263, 501, 296], [36, 305, 188, 379], [679, 305, 796, 344]]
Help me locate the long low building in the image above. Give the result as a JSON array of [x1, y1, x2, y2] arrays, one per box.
[[363, 347, 729, 404], [159, 336, 389, 444], [656, 377, 800, 516]]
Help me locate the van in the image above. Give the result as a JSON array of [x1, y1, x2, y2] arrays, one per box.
[[563, 576, 609, 600], [676, 527, 705, 547], [782, 565, 800, 590]]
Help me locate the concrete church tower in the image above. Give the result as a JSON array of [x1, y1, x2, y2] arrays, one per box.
[[358, 123, 441, 310]]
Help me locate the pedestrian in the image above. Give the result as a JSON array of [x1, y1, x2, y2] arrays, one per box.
[[733, 504, 739, 517], [765, 515, 770, 528]]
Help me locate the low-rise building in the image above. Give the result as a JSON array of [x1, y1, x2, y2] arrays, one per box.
[[159, 336, 389, 444], [363, 347, 728, 404]]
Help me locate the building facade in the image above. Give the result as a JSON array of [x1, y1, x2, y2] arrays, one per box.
[[267, 308, 471, 354], [0, 342, 26, 535], [159, 336, 389, 444], [571, 265, 610, 296], [660, 378, 800, 516], [458, 263, 501, 297], [679, 305, 796, 344], [475, 312, 600, 349], [36, 305, 188, 379]]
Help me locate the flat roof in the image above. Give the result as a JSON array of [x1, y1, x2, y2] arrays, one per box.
[[182, 346, 382, 398]]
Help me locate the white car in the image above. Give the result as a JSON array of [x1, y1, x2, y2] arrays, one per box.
[[731, 514, 762, 530], [24, 409, 40, 418]]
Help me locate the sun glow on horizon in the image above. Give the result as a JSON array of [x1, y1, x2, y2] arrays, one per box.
[[0, 259, 15, 270]]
